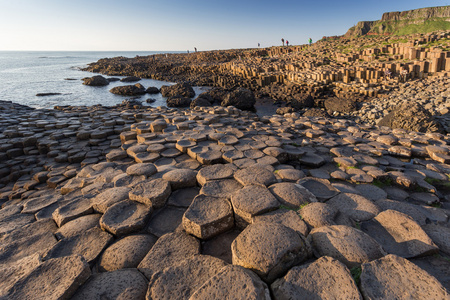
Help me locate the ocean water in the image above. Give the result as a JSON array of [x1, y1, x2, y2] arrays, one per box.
[[0, 51, 208, 109]]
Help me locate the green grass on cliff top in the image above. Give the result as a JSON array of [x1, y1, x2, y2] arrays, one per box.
[[394, 19, 450, 35]]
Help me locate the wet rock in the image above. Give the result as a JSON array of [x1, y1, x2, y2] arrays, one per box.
[[232, 222, 311, 283], [271, 256, 362, 300], [82, 75, 109, 86], [183, 194, 234, 239], [120, 76, 141, 82], [310, 225, 386, 268], [360, 254, 450, 299], [190, 265, 271, 300], [110, 84, 146, 96], [72, 269, 148, 300]]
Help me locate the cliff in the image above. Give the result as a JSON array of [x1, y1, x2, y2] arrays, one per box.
[[345, 6, 450, 37]]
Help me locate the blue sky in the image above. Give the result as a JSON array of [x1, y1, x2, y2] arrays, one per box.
[[0, 0, 449, 51]]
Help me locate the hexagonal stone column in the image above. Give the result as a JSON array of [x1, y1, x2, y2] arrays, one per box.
[[129, 178, 171, 208], [183, 194, 234, 239], [232, 222, 311, 283]]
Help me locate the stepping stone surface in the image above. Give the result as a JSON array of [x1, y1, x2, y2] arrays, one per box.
[[360, 254, 450, 300], [98, 234, 157, 272], [55, 214, 101, 239], [231, 185, 280, 226], [299, 202, 339, 228], [234, 166, 277, 187], [252, 208, 309, 237], [138, 231, 200, 280], [129, 178, 171, 208], [162, 168, 197, 190], [72, 269, 148, 300], [232, 222, 311, 282], [310, 225, 386, 268], [147, 255, 228, 300], [183, 194, 234, 239], [269, 182, 317, 209], [146, 206, 185, 237], [327, 193, 380, 222], [4, 255, 91, 300], [91, 187, 131, 213], [190, 265, 271, 300], [43, 227, 113, 265], [297, 177, 340, 201], [100, 200, 151, 236], [361, 210, 438, 258], [271, 256, 362, 300]]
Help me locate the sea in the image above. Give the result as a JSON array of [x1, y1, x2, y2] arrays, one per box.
[[0, 51, 209, 109]]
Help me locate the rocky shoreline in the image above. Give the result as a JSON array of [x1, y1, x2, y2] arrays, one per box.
[[1, 97, 450, 299]]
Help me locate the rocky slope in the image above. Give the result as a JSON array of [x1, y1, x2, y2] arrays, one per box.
[[345, 5, 450, 36]]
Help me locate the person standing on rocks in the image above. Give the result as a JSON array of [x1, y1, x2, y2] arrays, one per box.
[[281, 38, 285, 46], [308, 38, 312, 46], [286, 40, 289, 46], [384, 68, 392, 81], [194, 47, 197, 52], [258, 43, 260, 48], [400, 66, 409, 82]]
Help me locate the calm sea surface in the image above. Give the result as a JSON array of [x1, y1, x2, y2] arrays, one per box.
[[0, 51, 207, 109]]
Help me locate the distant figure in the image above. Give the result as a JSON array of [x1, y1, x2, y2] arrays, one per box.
[[187, 50, 190, 54], [194, 47, 197, 52], [384, 68, 392, 80], [308, 38, 312, 46], [258, 43, 260, 48], [281, 38, 285, 46], [286, 40, 289, 46], [400, 66, 409, 82]]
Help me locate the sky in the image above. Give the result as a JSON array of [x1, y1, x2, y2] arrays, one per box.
[[0, 0, 449, 51]]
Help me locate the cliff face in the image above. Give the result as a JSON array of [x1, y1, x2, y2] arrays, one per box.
[[345, 6, 450, 37], [381, 6, 450, 21]]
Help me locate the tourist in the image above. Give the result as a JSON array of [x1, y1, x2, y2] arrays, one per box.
[[286, 40, 289, 46], [384, 68, 392, 80], [258, 43, 260, 48], [194, 47, 197, 52], [281, 38, 285, 46], [308, 38, 312, 46]]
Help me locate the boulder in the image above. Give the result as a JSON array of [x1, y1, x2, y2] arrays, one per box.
[[360, 254, 450, 299], [146, 86, 160, 94], [232, 222, 311, 282], [190, 97, 212, 108], [167, 95, 192, 107], [377, 102, 443, 133], [160, 83, 195, 98], [324, 97, 358, 113], [82, 75, 109, 86], [271, 256, 362, 300], [221, 87, 256, 110], [290, 93, 314, 109], [303, 108, 331, 118], [120, 76, 141, 82], [310, 225, 386, 268], [109, 84, 146, 96]]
